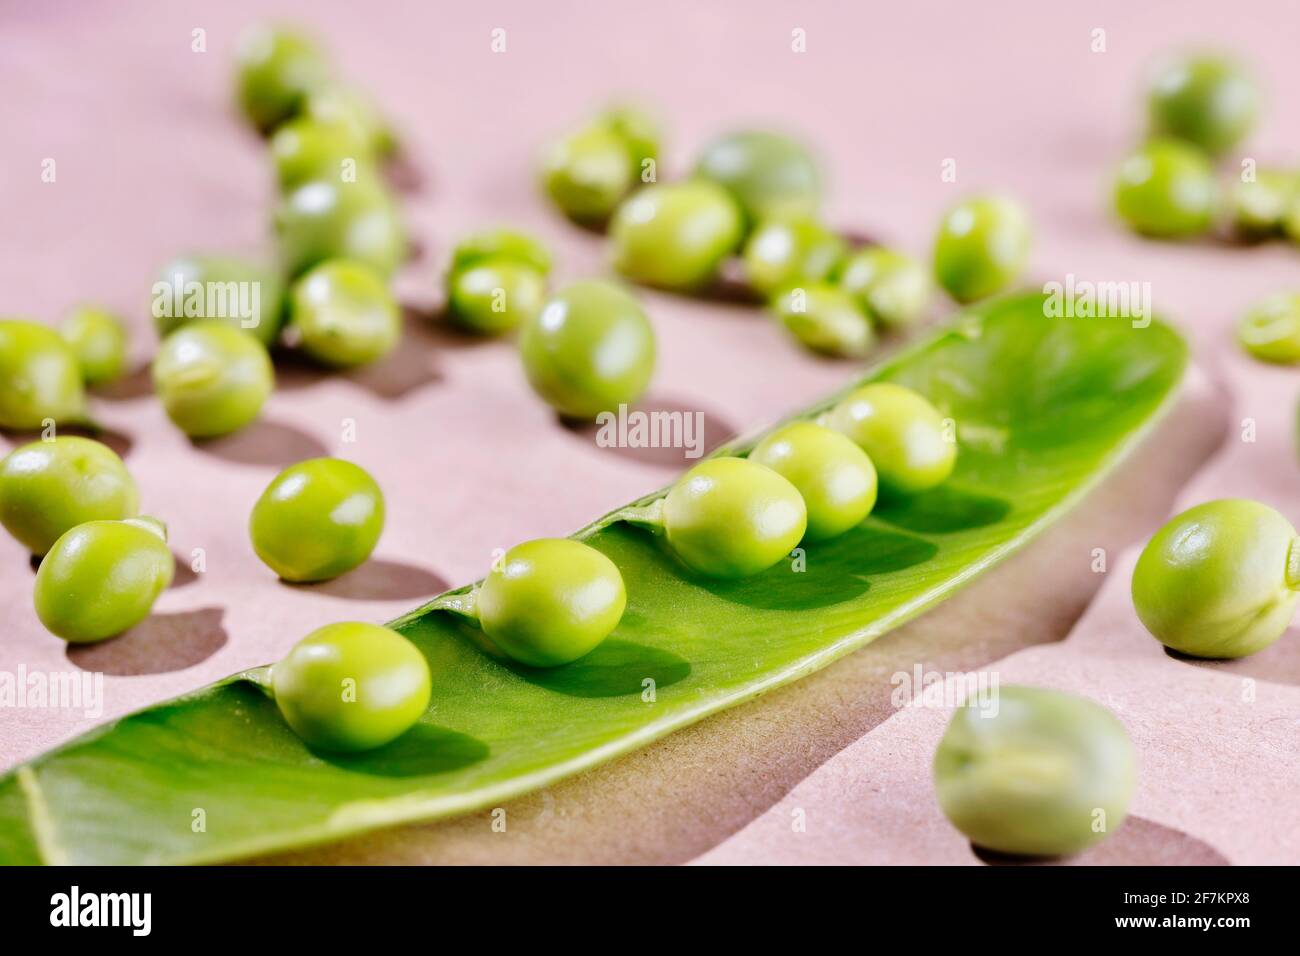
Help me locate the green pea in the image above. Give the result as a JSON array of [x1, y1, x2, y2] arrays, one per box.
[[539, 125, 634, 224], [153, 254, 286, 347], [693, 130, 821, 226], [475, 538, 626, 667], [609, 181, 743, 291], [838, 247, 932, 330], [934, 686, 1135, 857], [304, 85, 395, 157], [0, 319, 86, 430], [272, 622, 431, 752], [662, 457, 807, 578], [34, 517, 174, 643], [1112, 139, 1217, 239], [932, 196, 1031, 302], [771, 283, 875, 358], [1147, 53, 1257, 157], [270, 117, 373, 191], [449, 260, 547, 335], [288, 259, 400, 367], [152, 321, 274, 438], [827, 383, 956, 495], [519, 280, 655, 419], [597, 103, 661, 181], [1132, 499, 1300, 659], [742, 217, 845, 298], [1236, 293, 1300, 363], [61, 307, 128, 387], [0, 437, 138, 556], [275, 176, 407, 278], [250, 457, 385, 583], [1229, 169, 1298, 238], [234, 24, 332, 132], [749, 422, 877, 541], [449, 229, 552, 278], [1287, 203, 1300, 247]]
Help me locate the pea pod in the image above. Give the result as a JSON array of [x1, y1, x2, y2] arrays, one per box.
[[0, 293, 1187, 865]]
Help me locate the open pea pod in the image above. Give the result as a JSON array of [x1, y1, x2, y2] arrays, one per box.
[[0, 293, 1186, 865]]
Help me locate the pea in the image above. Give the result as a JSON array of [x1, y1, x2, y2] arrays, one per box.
[[609, 181, 743, 291], [34, 517, 174, 644], [742, 217, 845, 298], [1236, 293, 1300, 363], [0, 437, 138, 556], [749, 422, 877, 541], [934, 686, 1135, 857], [1229, 169, 1298, 238], [1112, 139, 1217, 239], [270, 117, 373, 191], [519, 280, 656, 419], [932, 196, 1031, 302], [304, 85, 396, 157], [250, 457, 385, 583], [274, 176, 407, 278], [597, 104, 661, 181], [154, 254, 286, 347], [234, 24, 332, 132], [475, 538, 626, 667], [1132, 499, 1299, 659], [838, 247, 932, 330], [152, 321, 274, 439], [1147, 53, 1257, 157], [288, 259, 400, 367], [449, 229, 552, 278], [447, 230, 551, 335], [272, 622, 431, 752], [827, 383, 956, 495], [661, 457, 807, 578], [0, 319, 86, 430], [771, 283, 875, 358], [61, 307, 128, 387], [540, 126, 634, 224], [693, 130, 821, 226]]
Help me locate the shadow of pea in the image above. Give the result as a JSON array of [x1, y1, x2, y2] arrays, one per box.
[[1162, 631, 1300, 687], [562, 396, 738, 470], [92, 364, 154, 402], [65, 606, 228, 676], [316, 724, 490, 779], [283, 559, 449, 603], [191, 419, 329, 469], [0, 423, 134, 460], [970, 817, 1230, 866], [503, 638, 692, 699], [873, 484, 1012, 535]]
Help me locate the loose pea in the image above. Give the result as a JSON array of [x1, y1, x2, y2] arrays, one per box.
[[270, 117, 373, 191], [1112, 138, 1217, 239], [152, 321, 274, 438], [1132, 499, 1300, 659], [742, 217, 845, 298], [304, 85, 395, 157], [153, 254, 286, 347], [449, 229, 552, 278], [1146, 53, 1257, 157], [275, 176, 407, 278], [838, 247, 932, 330], [749, 422, 877, 541], [597, 103, 661, 181], [1229, 169, 1298, 238], [771, 284, 875, 358], [539, 126, 634, 224], [932, 196, 1031, 302], [272, 622, 431, 752], [250, 457, 385, 583], [1236, 293, 1300, 363], [449, 261, 547, 335], [609, 181, 743, 291], [288, 259, 400, 367], [475, 538, 626, 667], [234, 24, 332, 132], [0, 318, 85, 430], [34, 517, 174, 643], [0, 437, 138, 556], [693, 130, 821, 226], [827, 383, 956, 495], [934, 686, 1135, 857], [61, 307, 128, 387]]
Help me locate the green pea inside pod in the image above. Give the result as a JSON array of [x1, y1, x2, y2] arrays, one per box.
[[152, 321, 274, 439], [34, 516, 174, 644], [153, 254, 286, 347], [61, 306, 128, 387], [932, 195, 1032, 303], [288, 258, 401, 367], [0, 318, 87, 431], [1236, 293, 1300, 364], [1132, 498, 1300, 659], [1228, 169, 1298, 239], [270, 117, 375, 192], [250, 457, 385, 583], [825, 382, 956, 495], [446, 229, 552, 335], [272, 622, 431, 753], [838, 247, 933, 331], [0, 436, 138, 556], [1112, 138, 1217, 239], [742, 216, 846, 299], [609, 180, 744, 292], [274, 175, 407, 278], [749, 422, 877, 541], [693, 130, 821, 228], [933, 686, 1135, 857], [771, 283, 875, 358], [234, 23, 333, 133], [1146, 52, 1258, 158]]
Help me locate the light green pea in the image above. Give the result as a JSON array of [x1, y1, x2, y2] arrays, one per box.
[[1229, 169, 1298, 238], [153, 254, 286, 347], [838, 247, 932, 330], [1147, 53, 1257, 157], [449, 229, 552, 278], [1112, 139, 1217, 239], [234, 24, 332, 133], [0, 319, 86, 430], [61, 307, 128, 386], [750, 422, 877, 541], [304, 85, 396, 157], [274, 176, 407, 278], [152, 321, 274, 438], [449, 261, 547, 335], [742, 217, 845, 298], [827, 383, 956, 495], [1236, 293, 1300, 363], [270, 117, 373, 191], [609, 180, 743, 291], [693, 130, 821, 226], [932, 196, 1031, 302], [771, 284, 875, 358], [539, 126, 634, 224], [289, 258, 400, 367]]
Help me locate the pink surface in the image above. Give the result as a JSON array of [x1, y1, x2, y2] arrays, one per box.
[[1, 1, 1298, 863]]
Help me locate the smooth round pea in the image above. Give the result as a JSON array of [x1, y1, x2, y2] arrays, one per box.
[[610, 181, 743, 291], [304, 85, 395, 156], [1229, 169, 1298, 238], [934, 686, 1135, 857], [153, 254, 286, 347], [1132, 499, 1299, 659], [0, 437, 138, 556], [288, 259, 400, 367], [693, 130, 821, 225], [275, 176, 406, 278], [539, 126, 634, 224], [932, 196, 1031, 303], [1236, 293, 1300, 364], [749, 422, 877, 541], [839, 247, 932, 330], [598, 104, 661, 180], [449, 229, 552, 278], [270, 117, 373, 190], [250, 457, 384, 583], [61, 307, 127, 386], [827, 383, 956, 495], [0, 319, 85, 430], [34, 517, 174, 643], [449, 260, 547, 335], [519, 280, 656, 420], [1147, 53, 1257, 157], [272, 622, 430, 753], [1112, 139, 1217, 239], [662, 457, 807, 578], [152, 321, 274, 438], [771, 283, 875, 358], [742, 217, 845, 298], [476, 538, 626, 668], [234, 24, 331, 132]]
